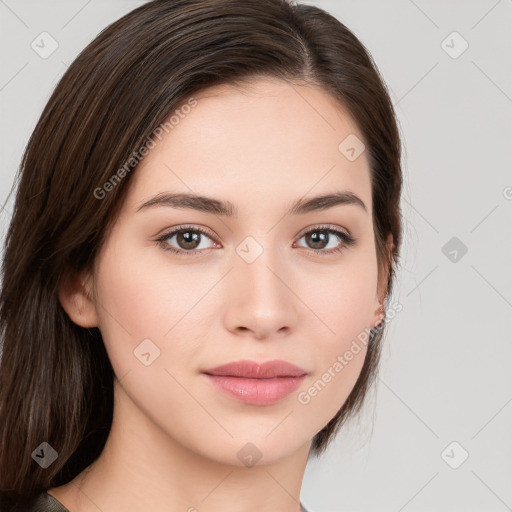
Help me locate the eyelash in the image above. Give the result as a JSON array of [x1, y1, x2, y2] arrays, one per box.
[[155, 224, 357, 257]]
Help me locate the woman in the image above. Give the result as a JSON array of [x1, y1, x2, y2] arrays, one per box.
[[0, 0, 403, 510]]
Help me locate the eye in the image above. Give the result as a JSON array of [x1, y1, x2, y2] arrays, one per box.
[[155, 225, 219, 256], [293, 224, 356, 255]]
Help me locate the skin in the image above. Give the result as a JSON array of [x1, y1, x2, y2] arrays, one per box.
[[52, 77, 392, 512]]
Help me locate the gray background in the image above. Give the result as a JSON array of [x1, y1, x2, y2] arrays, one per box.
[[1, 1, 511, 511]]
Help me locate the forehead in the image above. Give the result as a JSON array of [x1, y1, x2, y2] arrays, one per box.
[[125, 77, 372, 216]]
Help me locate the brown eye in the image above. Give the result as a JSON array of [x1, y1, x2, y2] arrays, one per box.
[[156, 226, 218, 256], [294, 225, 356, 255]]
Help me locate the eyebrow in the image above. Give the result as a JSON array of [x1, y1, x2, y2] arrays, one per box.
[[136, 190, 367, 216]]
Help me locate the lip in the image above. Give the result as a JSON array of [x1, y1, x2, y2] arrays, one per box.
[[202, 359, 308, 406], [204, 360, 308, 378]]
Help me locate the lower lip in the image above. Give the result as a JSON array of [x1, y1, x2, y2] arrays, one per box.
[[203, 374, 307, 405]]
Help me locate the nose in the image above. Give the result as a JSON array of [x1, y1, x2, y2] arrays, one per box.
[[222, 244, 299, 341]]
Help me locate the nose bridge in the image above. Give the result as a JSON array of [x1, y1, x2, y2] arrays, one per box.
[[223, 232, 298, 337], [234, 233, 288, 299]]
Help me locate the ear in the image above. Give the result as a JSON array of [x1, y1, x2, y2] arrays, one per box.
[[58, 270, 99, 328], [371, 233, 394, 328]]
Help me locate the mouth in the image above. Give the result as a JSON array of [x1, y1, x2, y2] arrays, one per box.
[[202, 359, 308, 406]]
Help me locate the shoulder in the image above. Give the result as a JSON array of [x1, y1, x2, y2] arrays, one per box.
[[5, 492, 70, 512]]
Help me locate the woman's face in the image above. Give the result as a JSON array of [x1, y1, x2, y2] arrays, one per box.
[[84, 78, 384, 465]]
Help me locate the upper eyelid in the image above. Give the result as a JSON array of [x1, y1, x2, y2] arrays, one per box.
[[295, 223, 351, 239], [159, 224, 218, 241]]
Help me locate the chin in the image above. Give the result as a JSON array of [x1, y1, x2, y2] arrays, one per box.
[[188, 428, 312, 468]]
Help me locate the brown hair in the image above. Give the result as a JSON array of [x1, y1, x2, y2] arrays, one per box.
[[0, 0, 402, 506]]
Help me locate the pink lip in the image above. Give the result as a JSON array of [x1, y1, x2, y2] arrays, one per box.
[[202, 360, 308, 405]]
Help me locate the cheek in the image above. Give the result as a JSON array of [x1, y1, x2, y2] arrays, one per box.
[[92, 236, 216, 381], [92, 239, 173, 375], [297, 289, 372, 433], [301, 252, 378, 345], [294, 255, 376, 425]]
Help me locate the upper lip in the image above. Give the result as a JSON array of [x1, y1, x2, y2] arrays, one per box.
[[203, 360, 308, 379]]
